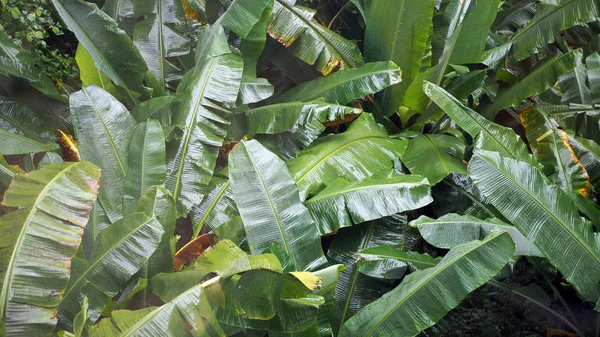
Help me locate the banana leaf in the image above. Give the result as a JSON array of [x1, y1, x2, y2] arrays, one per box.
[[559, 64, 591, 104], [81, 202, 111, 260], [568, 133, 600, 184], [275, 61, 401, 105], [165, 52, 243, 216], [181, 0, 221, 23], [256, 117, 326, 161], [0, 99, 59, 155], [0, 155, 21, 187], [410, 214, 542, 256], [509, 0, 600, 61], [486, 50, 579, 115], [220, 0, 272, 38], [102, 0, 136, 33], [57, 213, 164, 330], [586, 52, 600, 103], [267, 0, 364, 75], [424, 82, 537, 166], [124, 119, 167, 211], [364, 0, 435, 116], [326, 215, 406, 335], [401, 134, 467, 185], [0, 162, 100, 336], [133, 0, 189, 92], [150, 270, 211, 303], [75, 45, 120, 98], [230, 139, 327, 271], [520, 108, 589, 196], [0, 32, 64, 101], [305, 171, 432, 234], [469, 150, 600, 302], [189, 169, 243, 241], [246, 100, 361, 137], [338, 231, 514, 337], [287, 113, 407, 200], [537, 104, 600, 143], [431, 0, 472, 64], [52, 0, 150, 96], [356, 246, 440, 279], [71, 85, 136, 222]]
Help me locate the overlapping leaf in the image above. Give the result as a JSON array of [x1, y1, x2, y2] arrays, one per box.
[[230, 139, 326, 271], [0, 162, 100, 336], [410, 214, 541, 256], [469, 150, 600, 302], [0, 100, 59, 155], [287, 113, 407, 200], [57, 213, 163, 330], [305, 171, 432, 234], [165, 52, 243, 215], [267, 0, 364, 75], [275, 61, 401, 104], [356, 245, 440, 279], [70, 85, 136, 222], [339, 231, 514, 337]]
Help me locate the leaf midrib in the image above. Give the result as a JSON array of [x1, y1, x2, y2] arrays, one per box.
[[305, 179, 423, 204], [0, 163, 76, 317], [192, 180, 230, 238]]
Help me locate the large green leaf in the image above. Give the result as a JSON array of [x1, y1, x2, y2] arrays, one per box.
[[75, 45, 119, 98], [0, 162, 100, 336], [410, 214, 542, 256], [133, 0, 189, 92], [71, 85, 136, 222], [275, 61, 401, 105], [326, 215, 406, 334], [586, 52, 600, 103], [57, 213, 164, 330], [246, 100, 361, 138], [221, 0, 272, 38], [230, 139, 326, 271], [267, 0, 364, 75], [356, 245, 440, 279], [338, 230, 514, 337], [0, 100, 59, 155], [509, 0, 600, 61], [486, 50, 579, 115], [520, 108, 589, 196], [287, 113, 407, 200], [124, 119, 167, 212], [469, 150, 600, 302], [52, 0, 149, 95], [559, 64, 591, 105], [568, 133, 600, 184], [255, 116, 326, 161], [165, 52, 243, 215], [189, 169, 243, 241], [305, 171, 432, 234], [424, 82, 537, 166], [401, 134, 467, 185], [0, 155, 21, 188], [0, 32, 64, 101], [81, 202, 111, 260], [364, 0, 435, 116], [539, 104, 600, 143]]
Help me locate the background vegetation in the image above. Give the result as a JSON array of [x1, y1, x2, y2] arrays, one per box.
[[1, 0, 600, 336]]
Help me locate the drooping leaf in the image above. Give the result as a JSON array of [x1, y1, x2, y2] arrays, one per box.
[[559, 64, 591, 105], [230, 139, 326, 271], [424, 82, 537, 166], [287, 113, 407, 200], [52, 0, 150, 95], [486, 50, 579, 115], [339, 231, 514, 337], [133, 0, 189, 92], [469, 150, 600, 302], [327, 215, 406, 334], [364, 0, 435, 116], [55, 129, 81, 163], [256, 117, 326, 162], [538, 104, 600, 143], [124, 119, 166, 212], [410, 214, 542, 256], [356, 245, 440, 279], [0, 31, 64, 100], [150, 270, 210, 303], [246, 100, 361, 138], [267, 0, 364, 75], [165, 52, 243, 216], [0, 155, 22, 188], [275, 61, 401, 105], [71, 85, 136, 222], [509, 0, 600, 61], [568, 133, 600, 184], [57, 213, 164, 330], [0, 100, 59, 155], [401, 134, 467, 185], [81, 202, 111, 260], [520, 108, 590, 196], [0, 162, 100, 336], [586, 52, 600, 103], [305, 171, 432, 234], [220, 0, 272, 38]]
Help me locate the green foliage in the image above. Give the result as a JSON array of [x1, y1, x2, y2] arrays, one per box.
[[1, 0, 600, 336]]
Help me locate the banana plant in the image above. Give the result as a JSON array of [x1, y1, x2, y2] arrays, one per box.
[[1, 0, 600, 336]]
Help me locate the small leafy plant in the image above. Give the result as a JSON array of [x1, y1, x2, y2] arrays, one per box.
[[0, 0, 599, 336]]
